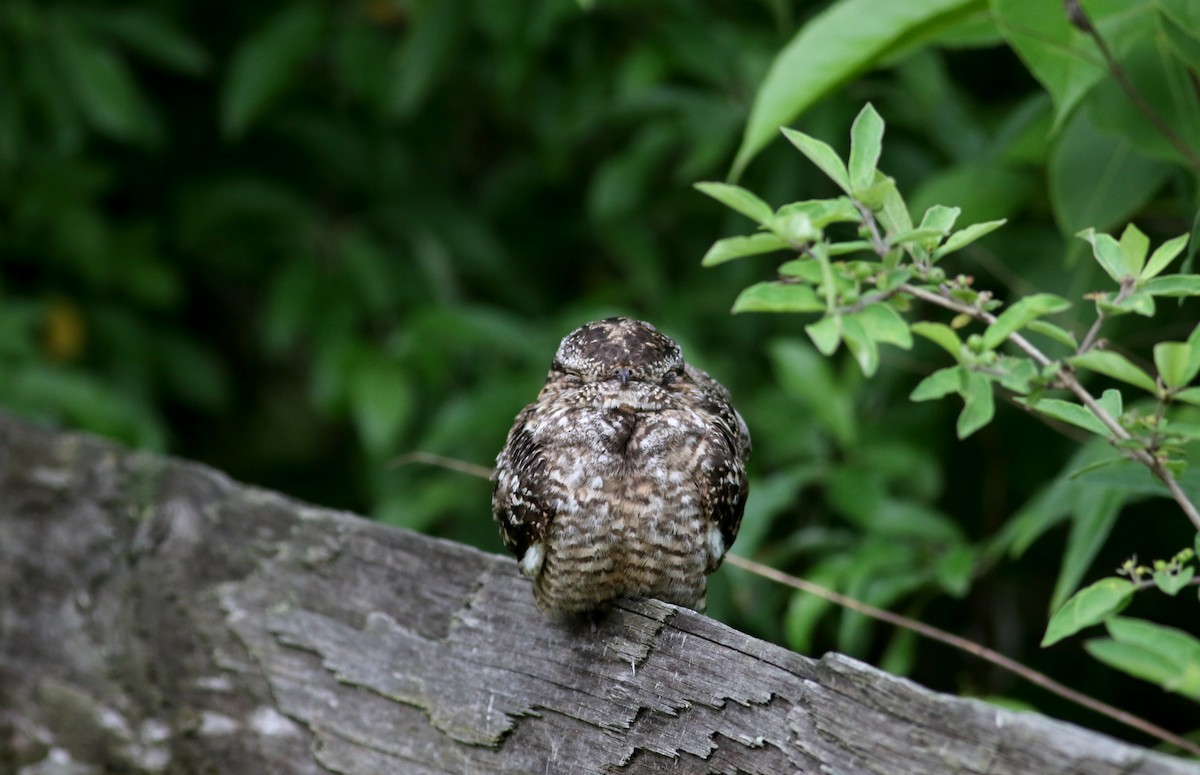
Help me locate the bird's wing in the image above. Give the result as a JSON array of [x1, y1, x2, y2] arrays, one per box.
[[491, 404, 556, 562]]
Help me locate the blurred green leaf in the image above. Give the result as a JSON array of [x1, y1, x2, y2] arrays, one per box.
[[1141, 274, 1200, 297], [932, 218, 1006, 260], [387, 0, 465, 118], [992, 0, 1104, 125], [1141, 233, 1190, 280], [51, 13, 155, 142], [1026, 319, 1078, 349], [1068, 351, 1157, 394], [806, 315, 842, 356], [732, 282, 825, 313], [956, 370, 994, 439], [780, 128, 851, 193], [91, 8, 209, 74], [1024, 397, 1110, 437], [840, 311, 879, 376], [770, 339, 856, 447], [1051, 111, 1172, 234], [910, 321, 962, 358], [1042, 577, 1134, 647], [854, 303, 912, 350], [1077, 227, 1132, 283], [910, 365, 963, 402], [848, 103, 884, 194], [1155, 341, 1198, 389], [733, 0, 983, 178], [221, 2, 324, 139], [349, 352, 413, 457], [1153, 565, 1195, 596], [1050, 486, 1123, 612], [981, 293, 1071, 350], [695, 182, 776, 225], [1086, 617, 1200, 699], [935, 544, 976, 598], [784, 561, 847, 653], [702, 234, 789, 266]]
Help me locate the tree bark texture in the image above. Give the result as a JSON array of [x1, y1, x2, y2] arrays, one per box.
[[1, 412, 1196, 774]]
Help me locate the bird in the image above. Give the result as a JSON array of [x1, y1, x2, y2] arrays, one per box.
[[491, 317, 750, 618]]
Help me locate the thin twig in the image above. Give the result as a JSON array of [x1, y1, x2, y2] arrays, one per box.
[[723, 553, 1200, 757], [390, 451, 494, 480]]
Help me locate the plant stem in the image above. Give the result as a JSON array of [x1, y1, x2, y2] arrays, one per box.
[[724, 553, 1200, 757]]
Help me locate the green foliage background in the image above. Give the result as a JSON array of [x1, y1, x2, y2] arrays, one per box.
[[3, 0, 1198, 749]]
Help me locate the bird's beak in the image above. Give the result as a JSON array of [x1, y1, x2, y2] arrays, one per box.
[[616, 368, 632, 385]]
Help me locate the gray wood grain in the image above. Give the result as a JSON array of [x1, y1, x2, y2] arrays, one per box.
[[1, 412, 1195, 774]]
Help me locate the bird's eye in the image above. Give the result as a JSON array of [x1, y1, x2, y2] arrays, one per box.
[[562, 373, 583, 385], [662, 371, 678, 386]]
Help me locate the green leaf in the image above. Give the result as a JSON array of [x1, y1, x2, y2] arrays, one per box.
[[1050, 486, 1124, 612], [1155, 341, 1199, 389], [1025, 397, 1110, 437], [1177, 387, 1200, 406], [992, 0, 1104, 124], [910, 321, 962, 358], [1116, 223, 1149, 277], [784, 561, 847, 653], [1087, 617, 1200, 699], [1026, 319, 1078, 349], [957, 371, 994, 439], [981, 293, 1071, 350], [731, 282, 825, 314], [731, 0, 984, 178], [889, 226, 952, 246], [780, 128, 851, 193], [93, 9, 210, 75], [52, 20, 154, 142], [220, 2, 324, 139], [911, 365, 964, 402], [855, 303, 912, 350], [1154, 565, 1195, 596], [876, 175, 913, 237], [918, 204, 960, 235], [1142, 274, 1200, 297], [1041, 577, 1135, 647], [701, 233, 789, 266], [1068, 351, 1158, 394], [932, 218, 1006, 260], [994, 357, 1038, 394], [806, 315, 842, 355], [774, 197, 862, 228], [1097, 388, 1123, 420], [386, 0, 465, 118], [1140, 233, 1189, 280], [849, 103, 885, 194], [841, 312, 879, 376], [935, 544, 976, 598], [778, 259, 824, 283], [1076, 228, 1131, 283], [694, 182, 775, 225]]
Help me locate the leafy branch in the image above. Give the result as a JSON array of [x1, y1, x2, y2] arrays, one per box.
[[698, 102, 1200, 742]]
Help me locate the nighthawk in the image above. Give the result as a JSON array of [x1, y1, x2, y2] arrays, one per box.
[[491, 317, 750, 617]]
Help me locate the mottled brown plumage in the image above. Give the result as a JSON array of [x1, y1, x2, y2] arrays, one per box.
[[491, 317, 751, 617]]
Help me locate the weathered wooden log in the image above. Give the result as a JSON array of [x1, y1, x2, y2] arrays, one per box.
[[1, 412, 1195, 774]]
